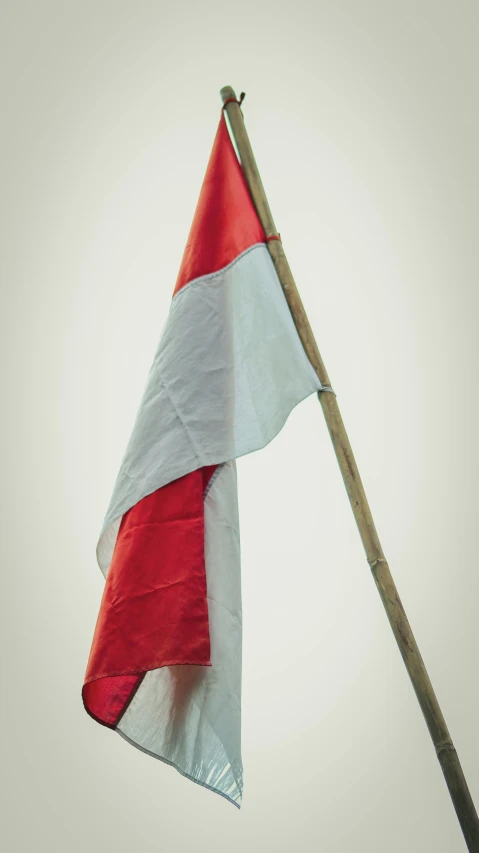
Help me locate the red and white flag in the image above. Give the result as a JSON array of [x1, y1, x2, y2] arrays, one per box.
[[83, 113, 321, 807]]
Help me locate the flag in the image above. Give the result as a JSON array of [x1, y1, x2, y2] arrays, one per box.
[[82, 112, 322, 808]]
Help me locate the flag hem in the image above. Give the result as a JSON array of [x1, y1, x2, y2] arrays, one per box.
[[116, 729, 242, 809]]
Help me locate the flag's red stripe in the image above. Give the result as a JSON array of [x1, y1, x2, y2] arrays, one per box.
[[84, 112, 258, 729], [173, 114, 265, 296], [82, 673, 144, 729], [83, 465, 218, 728]]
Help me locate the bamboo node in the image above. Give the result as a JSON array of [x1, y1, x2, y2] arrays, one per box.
[[436, 740, 455, 756], [368, 557, 387, 569]]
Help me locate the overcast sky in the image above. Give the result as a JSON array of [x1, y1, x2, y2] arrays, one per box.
[[2, 1, 479, 851]]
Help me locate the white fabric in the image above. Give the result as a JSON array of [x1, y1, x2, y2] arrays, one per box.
[[118, 460, 243, 806], [98, 243, 321, 806], [97, 244, 321, 573]]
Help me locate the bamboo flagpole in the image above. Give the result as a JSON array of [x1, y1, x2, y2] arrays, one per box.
[[220, 85, 479, 850]]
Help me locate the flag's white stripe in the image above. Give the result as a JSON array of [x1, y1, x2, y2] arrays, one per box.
[[97, 244, 321, 575], [100, 242, 321, 806], [118, 461, 243, 807]]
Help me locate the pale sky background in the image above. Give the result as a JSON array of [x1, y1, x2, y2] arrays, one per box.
[[1, 1, 479, 851]]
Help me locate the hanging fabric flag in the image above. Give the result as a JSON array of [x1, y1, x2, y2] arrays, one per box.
[[82, 112, 322, 808]]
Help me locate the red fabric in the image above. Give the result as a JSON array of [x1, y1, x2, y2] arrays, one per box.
[[83, 465, 218, 728], [82, 674, 144, 729], [173, 114, 265, 296]]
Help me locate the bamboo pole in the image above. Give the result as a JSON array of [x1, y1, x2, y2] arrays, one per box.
[[220, 85, 479, 851]]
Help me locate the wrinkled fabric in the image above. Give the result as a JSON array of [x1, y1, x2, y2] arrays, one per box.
[[83, 467, 216, 727], [98, 245, 321, 571], [118, 460, 243, 806]]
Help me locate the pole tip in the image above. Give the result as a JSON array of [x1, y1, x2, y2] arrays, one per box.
[[220, 85, 237, 104]]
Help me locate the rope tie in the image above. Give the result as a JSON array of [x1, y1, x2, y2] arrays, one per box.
[[318, 385, 336, 397], [265, 233, 281, 243], [223, 92, 246, 110]]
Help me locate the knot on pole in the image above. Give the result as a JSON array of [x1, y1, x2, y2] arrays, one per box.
[[265, 233, 281, 243], [223, 92, 245, 111], [317, 385, 336, 398]]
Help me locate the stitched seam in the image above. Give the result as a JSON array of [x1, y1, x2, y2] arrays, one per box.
[[203, 463, 225, 499], [119, 517, 203, 535], [173, 243, 266, 302]]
